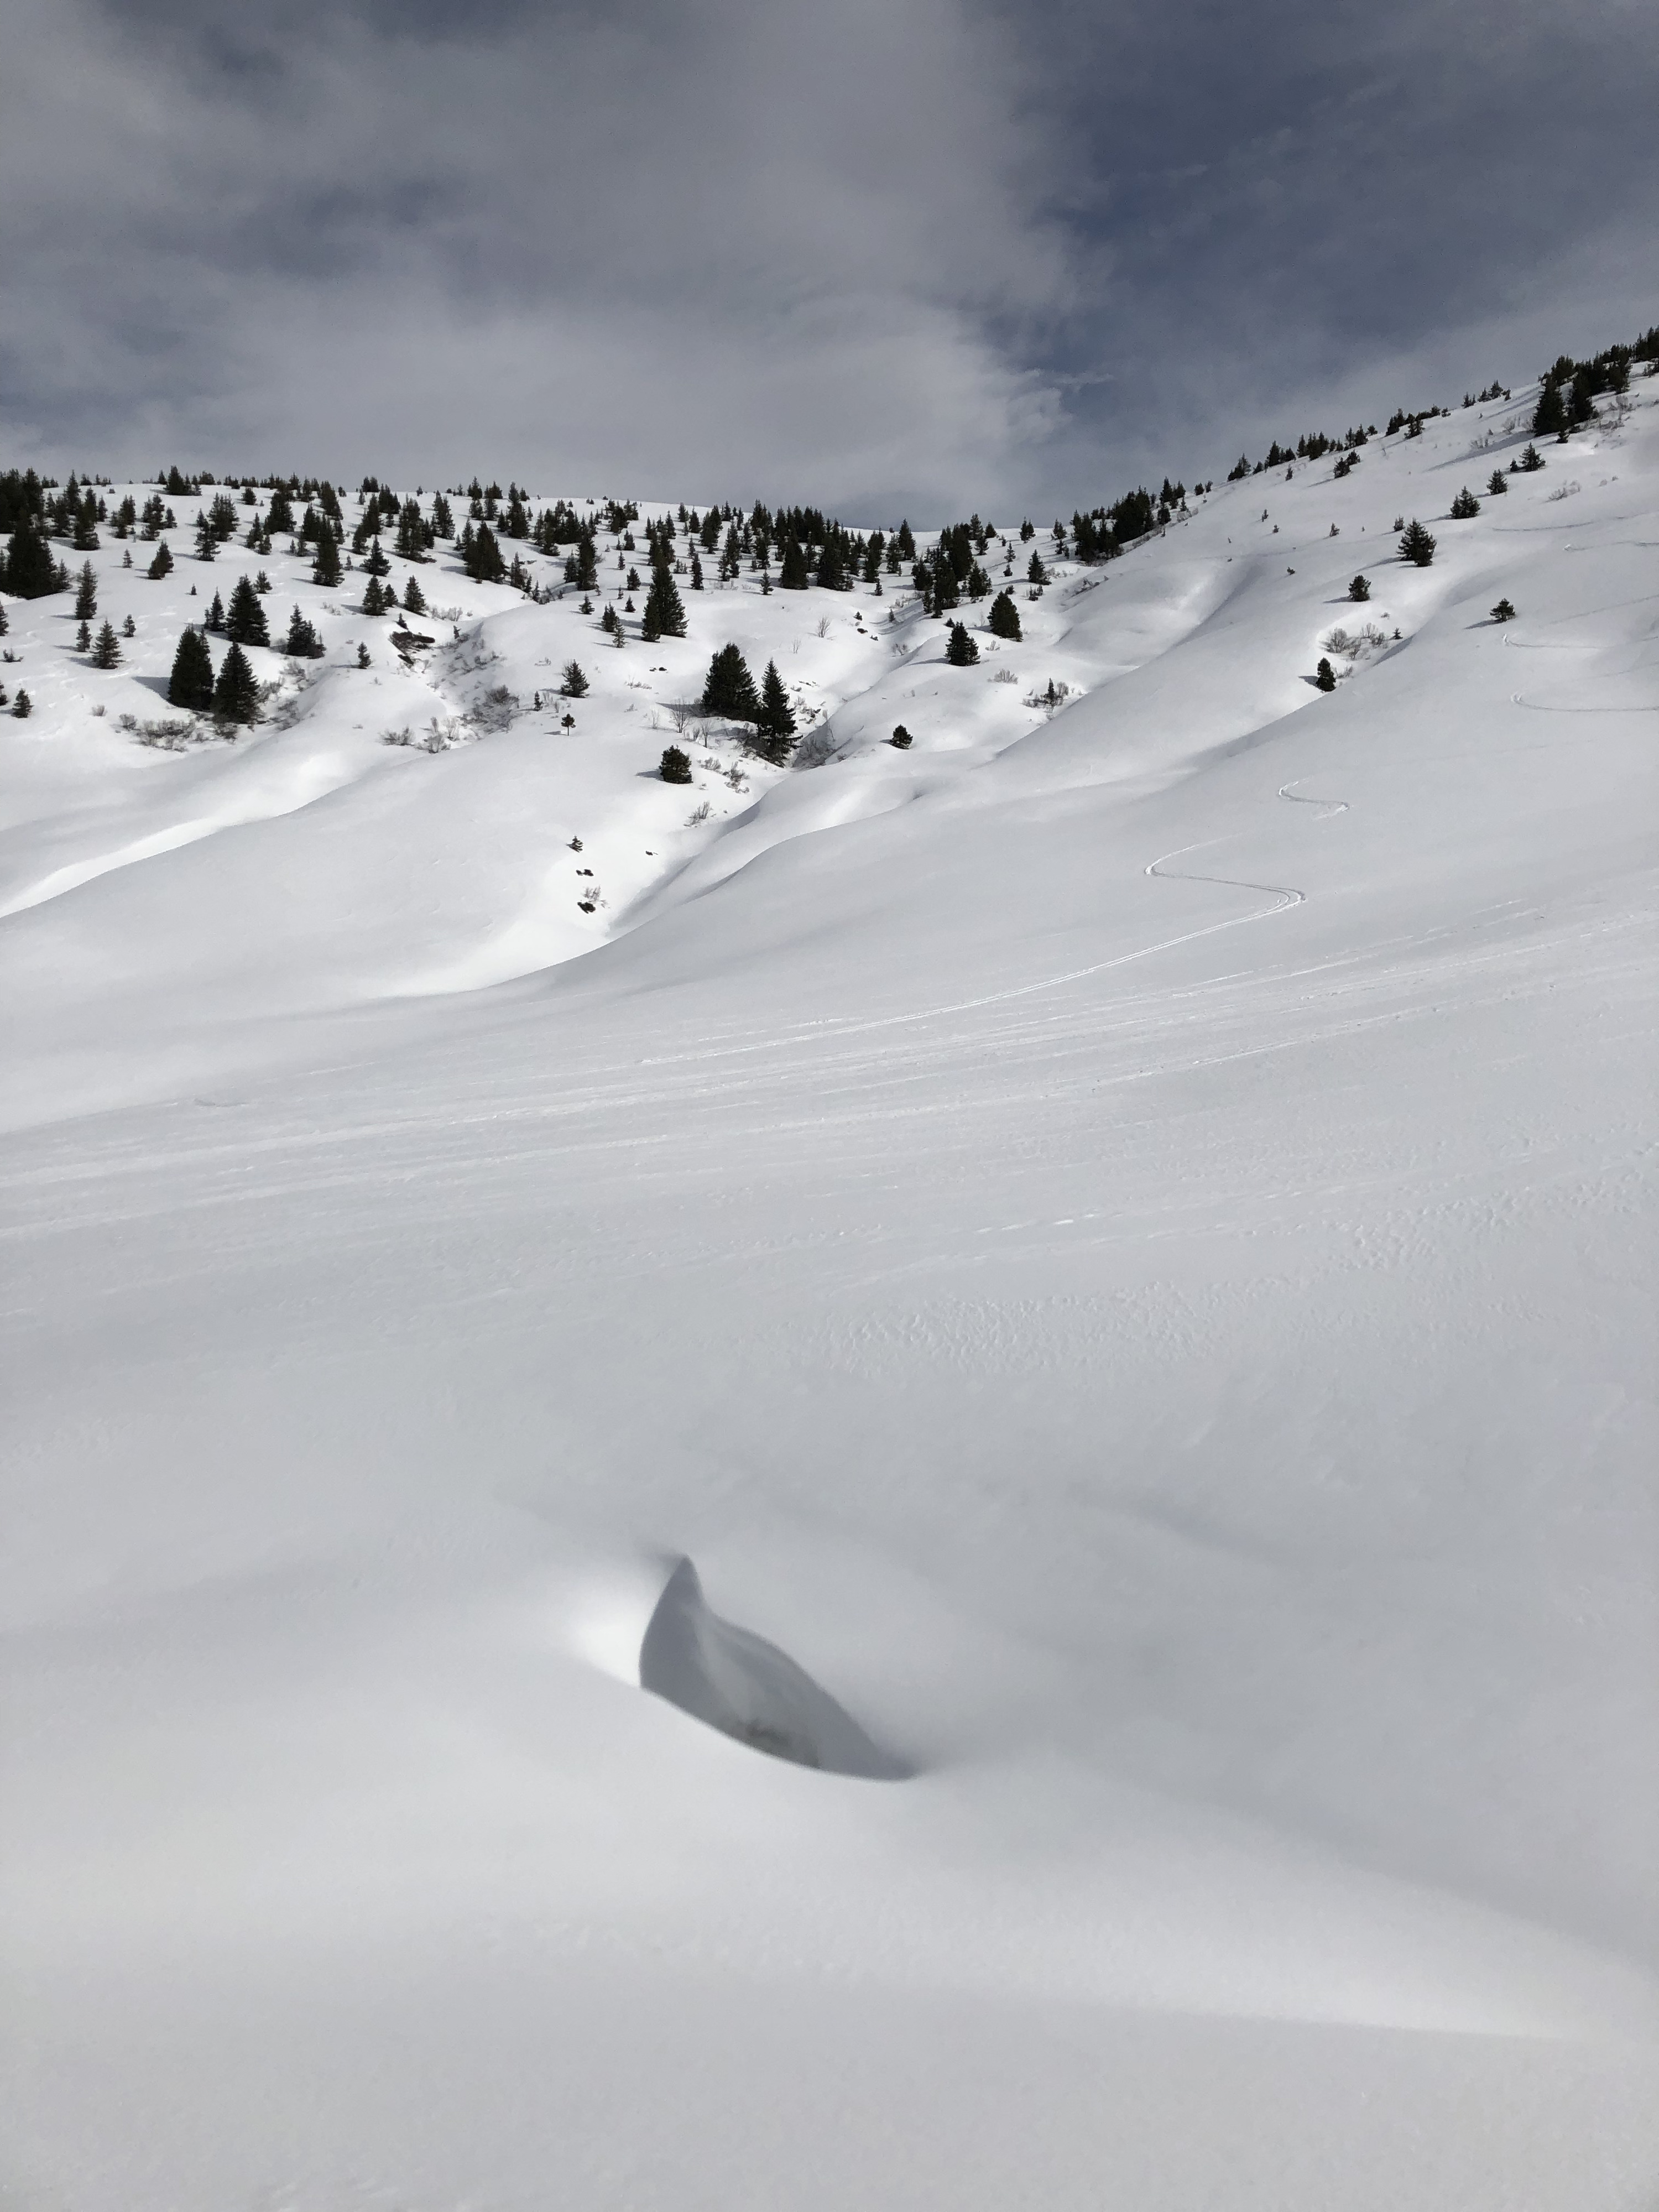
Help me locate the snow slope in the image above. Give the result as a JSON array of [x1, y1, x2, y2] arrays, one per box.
[[3, 379, 1657, 2210]]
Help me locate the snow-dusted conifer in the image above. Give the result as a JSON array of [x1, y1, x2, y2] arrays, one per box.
[[167, 625, 215, 709]]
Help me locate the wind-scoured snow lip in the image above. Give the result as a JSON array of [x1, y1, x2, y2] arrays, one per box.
[[639, 1557, 911, 1779]]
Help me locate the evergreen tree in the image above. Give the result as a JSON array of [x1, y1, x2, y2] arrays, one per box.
[[463, 523, 507, 583], [690, 551, 705, 589], [1532, 380, 1567, 440], [815, 535, 847, 591], [74, 560, 98, 621], [1026, 550, 1048, 587], [361, 575, 393, 615], [701, 643, 761, 721], [312, 529, 342, 587], [362, 537, 391, 578], [431, 492, 455, 539], [72, 490, 100, 550], [3, 517, 65, 598], [660, 745, 692, 784], [147, 538, 174, 580], [1348, 573, 1371, 601], [205, 589, 226, 632], [283, 607, 324, 658], [402, 576, 426, 614], [1490, 598, 1516, 623], [779, 537, 809, 591], [641, 563, 686, 641], [560, 660, 589, 697], [225, 573, 270, 646], [1517, 444, 1545, 473], [1397, 519, 1436, 566], [194, 509, 218, 561], [1449, 487, 1480, 519], [893, 521, 916, 560], [1314, 657, 1337, 692], [889, 724, 912, 748], [1486, 470, 1509, 496], [213, 640, 261, 724], [90, 619, 122, 669], [266, 488, 296, 535], [167, 625, 216, 709], [945, 621, 979, 666], [10, 688, 31, 718], [76, 618, 92, 653], [987, 589, 1022, 640], [750, 660, 796, 763]]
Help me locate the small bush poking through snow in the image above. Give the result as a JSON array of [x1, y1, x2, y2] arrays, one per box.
[[1491, 598, 1516, 623], [1349, 574, 1371, 601], [660, 745, 692, 784]]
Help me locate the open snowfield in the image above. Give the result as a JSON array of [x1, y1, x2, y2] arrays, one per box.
[[3, 381, 1658, 2209]]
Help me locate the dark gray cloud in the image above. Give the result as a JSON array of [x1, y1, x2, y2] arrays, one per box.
[[2, 0, 1653, 515]]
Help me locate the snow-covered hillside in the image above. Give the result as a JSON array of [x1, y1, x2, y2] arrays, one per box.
[[3, 367, 1657, 2211]]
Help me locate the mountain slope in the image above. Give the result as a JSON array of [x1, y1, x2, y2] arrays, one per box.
[[3, 379, 1657, 2211]]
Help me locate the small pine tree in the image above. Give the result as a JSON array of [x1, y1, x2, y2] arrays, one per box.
[[123, 614, 135, 636], [1026, 551, 1047, 587], [945, 621, 979, 666], [76, 618, 92, 652], [3, 518, 64, 599], [1397, 519, 1436, 566], [205, 590, 225, 632], [987, 589, 1022, 640], [402, 576, 426, 614], [283, 607, 324, 658], [757, 659, 795, 742], [1348, 573, 1371, 601], [701, 643, 760, 721], [1486, 470, 1509, 496], [225, 574, 270, 646], [660, 745, 692, 784], [463, 523, 507, 584], [90, 620, 122, 669], [194, 510, 218, 562], [1449, 487, 1480, 519], [1517, 443, 1544, 473], [641, 564, 686, 641], [11, 688, 32, 718], [779, 538, 809, 591], [889, 724, 912, 748], [1490, 598, 1516, 623], [690, 551, 705, 590], [1314, 657, 1337, 692], [148, 539, 174, 579], [560, 660, 589, 697], [74, 560, 98, 622], [213, 640, 261, 724], [312, 530, 342, 587], [1532, 380, 1567, 440], [167, 625, 216, 710]]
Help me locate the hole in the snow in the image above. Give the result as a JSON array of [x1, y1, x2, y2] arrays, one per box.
[[639, 1557, 911, 1780]]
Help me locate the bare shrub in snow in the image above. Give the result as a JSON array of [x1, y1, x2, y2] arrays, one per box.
[[793, 728, 841, 769], [474, 685, 519, 731], [685, 801, 712, 826], [132, 714, 213, 749], [1546, 481, 1580, 502], [990, 667, 1018, 684]]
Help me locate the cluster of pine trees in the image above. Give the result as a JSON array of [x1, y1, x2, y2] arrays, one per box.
[[699, 644, 796, 762]]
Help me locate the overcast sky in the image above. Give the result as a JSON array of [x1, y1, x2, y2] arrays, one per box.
[[4, 0, 1655, 519]]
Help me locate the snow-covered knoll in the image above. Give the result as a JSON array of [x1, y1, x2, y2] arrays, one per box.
[[3, 371, 1657, 2210]]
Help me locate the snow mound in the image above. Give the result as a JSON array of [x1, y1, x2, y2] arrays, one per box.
[[639, 1557, 910, 1779]]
